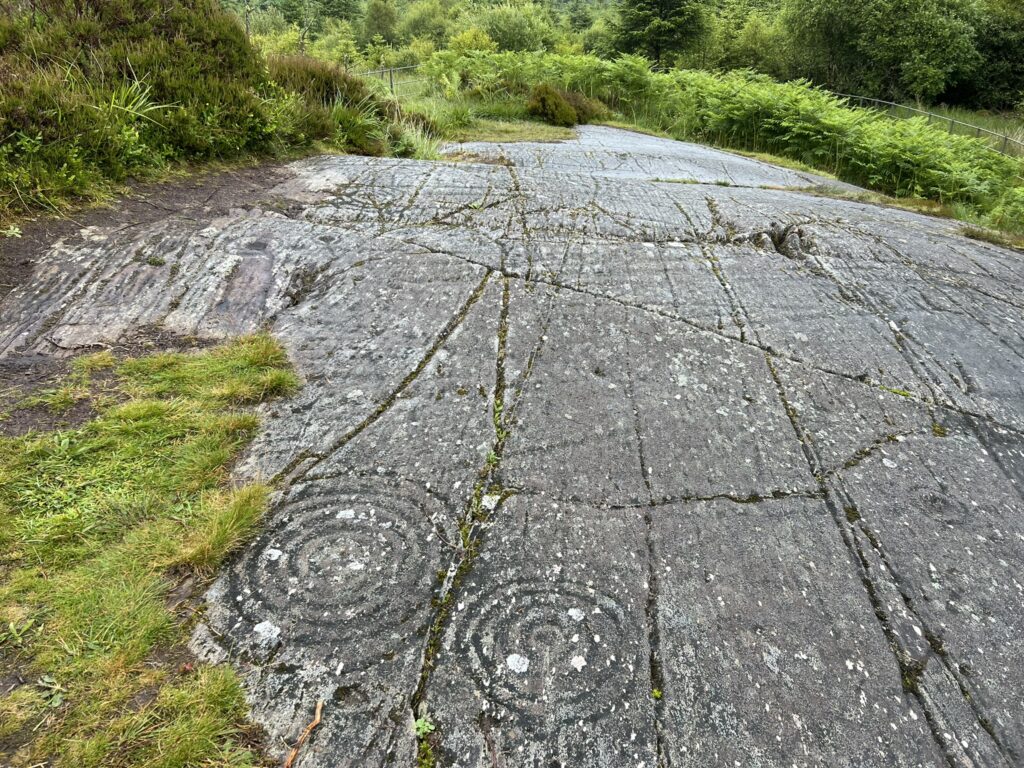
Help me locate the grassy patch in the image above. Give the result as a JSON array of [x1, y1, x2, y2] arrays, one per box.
[[779, 185, 960, 219], [0, 333, 298, 767], [0, 4, 439, 226], [961, 225, 1024, 251], [399, 90, 574, 145], [594, 119, 672, 139], [729, 149, 839, 180], [453, 118, 575, 143], [909, 104, 1024, 152]]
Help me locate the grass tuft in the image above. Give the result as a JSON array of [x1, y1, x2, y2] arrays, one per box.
[[0, 333, 297, 767], [178, 486, 271, 574]]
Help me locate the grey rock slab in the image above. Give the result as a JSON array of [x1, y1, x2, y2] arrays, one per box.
[[500, 290, 649, 506], [802, 223, 1024, 430], [5, 125, 1024, 765], [196, 473, 442, 766], [652, 497, 944, 767], [772, 358, 934, 474], [303, 276, 503, 537], [0, 209, 416, 355], [501, 288, 812, 505], [451, 125, 847, 189], [625, 305, 813, 501], [716, 241, 921, 387], [424, 495, 658, 768], [683, 184, 920, 236], [512, 171, 700, 243], [270, 155, 516, 232], [568, 240, 740, 337], [835, 426, 1024, 762], [238, 251, 488, 480]]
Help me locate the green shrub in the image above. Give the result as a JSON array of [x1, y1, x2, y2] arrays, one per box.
[[987, 187, 1024, 233], [561, 89, 609, 123], [267, 54, 370, 107], [526, 83, 578, 127], [0, 0, 275, 217], [399, 95, 476, 138], [474, 2, 556, 53], [333, 103, 390, 155], [448, 27, 499, 55]]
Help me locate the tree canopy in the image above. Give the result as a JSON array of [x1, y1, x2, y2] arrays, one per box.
[[235, 0, 1024, 109], [615, 0, 708, 66]]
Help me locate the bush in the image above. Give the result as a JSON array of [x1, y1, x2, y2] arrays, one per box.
[[267, 55, 369, 107], [562, 89, 609, 123], [527, 83, 578, 127], [0, 0, 275, 217], [474, 3, 556, 52], [0, 1, 434, 222], [448, 27, 499, 55]]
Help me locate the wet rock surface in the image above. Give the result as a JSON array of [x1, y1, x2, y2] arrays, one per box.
[[2, 125, 1023, 766]]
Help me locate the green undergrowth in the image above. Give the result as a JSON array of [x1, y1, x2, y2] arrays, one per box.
[[0, 1, 439, 225], [398, 91, 575, 143], [423, 51, 1024, 234], [0, 333, 299, 767]]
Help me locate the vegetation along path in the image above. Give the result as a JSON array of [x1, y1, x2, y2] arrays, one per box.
[[3, 126, 1024, 767]]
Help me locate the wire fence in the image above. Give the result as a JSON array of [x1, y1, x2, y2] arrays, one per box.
[[350, 64, 427, 95], [836, 93, 1024, 158]]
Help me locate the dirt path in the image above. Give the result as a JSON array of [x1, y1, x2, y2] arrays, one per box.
[[2, 127, 1022, 767]]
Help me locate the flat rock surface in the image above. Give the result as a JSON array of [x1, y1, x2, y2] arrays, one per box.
[[2, 126, 1023, 767]]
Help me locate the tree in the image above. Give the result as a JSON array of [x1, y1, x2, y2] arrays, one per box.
[[949, 0, 1024, 108], [448, 27, 499, 54], [475, 2, 556, 52], [567, 0, 592, 32], [398, 0, 452, 45], [780, 0, 979, 102], [309, 18, 360, 65], [581, 13, 618, 59], [615, 0, 710, 67], [858, 0, 979, 102], [779, 0, 864, 90], [361, 0, 398, 45], [727, 12, 785, 75], [278, 0, 360, 22]]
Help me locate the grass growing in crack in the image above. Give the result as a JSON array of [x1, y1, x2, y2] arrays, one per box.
[[879, 385, 914, 398], [733, 150, 840, 179], [414, 715, 437, 767], [417, 739, 437, 768], [0, 333, 298, 767]]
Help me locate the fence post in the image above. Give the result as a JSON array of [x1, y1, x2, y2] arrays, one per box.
[[389, 68, 394, 95], [1002, 136, 1009, 155]]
